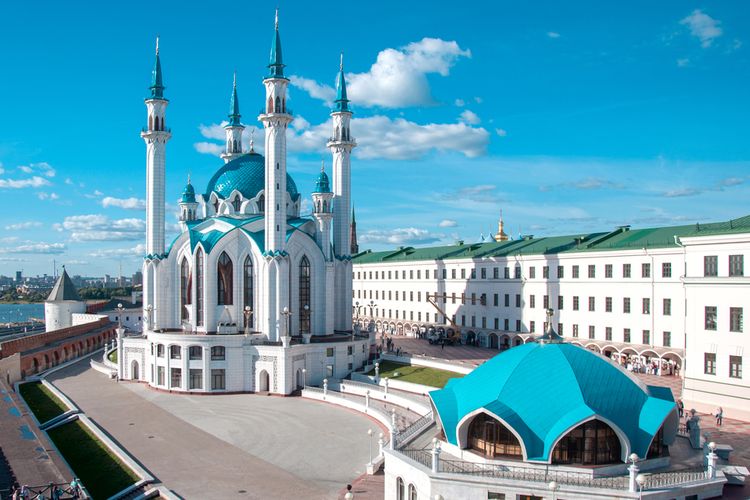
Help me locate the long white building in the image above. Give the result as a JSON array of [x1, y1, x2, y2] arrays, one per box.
[[352, 215, 750, 420]]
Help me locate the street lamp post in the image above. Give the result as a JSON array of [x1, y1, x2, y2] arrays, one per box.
[[636, 473, 646, 500], [116, 303, 124, 329], [302, 367, 307, 388], [367, 300, 377, 335], [367, 428, 373, 465], [548, 480, 559, 500], [243, 306, 253, 336], [144, 304, 153, 331], [281, 306, 292, 339], [352, 301, 361, 340]]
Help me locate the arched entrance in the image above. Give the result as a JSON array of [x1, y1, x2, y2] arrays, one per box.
[[131, 361, 140, 380], [258, 370, 270, 392], [513, 337, 523, 346], [467, 413, 523, 458], [488, 333, 498, 349], [296, 368, 304, 389]]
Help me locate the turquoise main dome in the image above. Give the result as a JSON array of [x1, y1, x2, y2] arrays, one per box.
[[204, 152, 299, 201]]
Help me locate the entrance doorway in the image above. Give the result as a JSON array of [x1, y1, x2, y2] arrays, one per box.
[[131, 361, 139, 380], [258, 370, 270, 392]]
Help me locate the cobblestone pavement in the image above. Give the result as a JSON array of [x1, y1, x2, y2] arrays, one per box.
[[0, 381, 68, 490]]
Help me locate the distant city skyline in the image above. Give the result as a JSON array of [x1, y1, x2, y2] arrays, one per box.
[[1, 0, 748, 275]]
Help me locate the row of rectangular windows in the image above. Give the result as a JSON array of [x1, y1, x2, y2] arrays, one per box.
[[356, 255, 745, 281], [704, 307, 744, 332], [356, 290, 673, 316], [154, 366, 226, 390], [704, 354, 743, 379]]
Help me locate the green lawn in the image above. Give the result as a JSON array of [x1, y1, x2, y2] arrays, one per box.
[[367, 360, 463, 388], [19, 382, 69, 424], [108, 350, 117, 363], [47, 420, 139, 499]]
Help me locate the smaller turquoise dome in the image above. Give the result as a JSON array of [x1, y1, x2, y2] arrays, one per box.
[[314, 169, 331, 193], [181, 181, 196, 203]]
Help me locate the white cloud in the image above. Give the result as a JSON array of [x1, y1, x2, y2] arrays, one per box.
[[19, 165, 32, 173], [459, 110, 481, 125], [89, 243, 147, 258], [676, 58, 691, 67], [0, 242, 66, 255], [495, 128, 508, 137], [58, 214, 145, 242], [289, 76, 336, 104], [196, 114, 490, 161], [292, 37, 471, 108], [547, 32, 561, 39], [359, 227, 445, 246], [439, 219, 458, 228], [0, 176, 51, 189], [64, 178, 74, 185], [454, 98, 465, 107], [681, 9, 722, 48], [37, 192, 59, 200], [474, 97, 482, 104], [5, 221, 42, 230], [102, 196, 146, 210]]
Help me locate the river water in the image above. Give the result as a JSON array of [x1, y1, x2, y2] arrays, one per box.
[[0, 303, 45, 323]]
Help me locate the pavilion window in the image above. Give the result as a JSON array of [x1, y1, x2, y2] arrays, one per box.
[[244, 256, 254, 328], [468, 413, 522, 459], [180, 258, 191, 321], [552, 420, 622, 465], [299, 256, 311, 334], [217, 252, 233, 305], [196, 248, 204, 326]]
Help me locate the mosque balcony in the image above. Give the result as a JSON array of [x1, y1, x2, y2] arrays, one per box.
[[140, 127, 172, 134], [327, 136, 356, 144], [258, 107, 294, 117]]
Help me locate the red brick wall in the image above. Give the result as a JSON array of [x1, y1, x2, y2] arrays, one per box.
[[0, 317, 110, 358]]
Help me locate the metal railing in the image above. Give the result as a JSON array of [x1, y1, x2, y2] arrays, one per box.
[[0, 482, 88, 499], [399, 447, 711, 491], [395, 412, 434, 448], [642, 467, 708, 489]]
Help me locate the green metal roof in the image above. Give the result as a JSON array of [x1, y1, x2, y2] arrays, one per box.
[[149, 45, 165, 100], [333, 64, 350, 113], [430, 342, 676, 461], [353, 214, 750, 264], [267, 13, 286, 79]]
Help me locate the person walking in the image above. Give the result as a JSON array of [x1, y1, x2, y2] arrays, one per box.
[[715, 406, 723, 426], [677, 399, 684, 418]]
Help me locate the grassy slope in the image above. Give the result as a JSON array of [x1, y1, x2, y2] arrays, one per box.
[[19, 382, 68, 423], [367, 360, 463, 388]]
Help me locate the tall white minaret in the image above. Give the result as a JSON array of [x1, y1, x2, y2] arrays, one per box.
[[258, 10, 293, 341], [327, 54, 357, 331], [141, 37, 171, 256], [221, 72, 245, 163], [259, 9, 292, 253]]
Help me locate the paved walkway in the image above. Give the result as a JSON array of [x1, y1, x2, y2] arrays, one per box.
[[47, 360, 377, 499], [0, 381, 69, 491]]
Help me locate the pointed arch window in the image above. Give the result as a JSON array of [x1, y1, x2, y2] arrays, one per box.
[[213, 199, 220, 214], [299, 256, 311, 334], [180, 258, 191, 321], [267, 96, 273, 113], [258, 194, 265, 213], [244, 256, 254, 328], [552, 419, 622, 465], [275, 96, 281, 113], [217, 252, 233, 305], [232, 195, 241, 213], [195, 248, 204, 326], [468, 413, 522, 458]]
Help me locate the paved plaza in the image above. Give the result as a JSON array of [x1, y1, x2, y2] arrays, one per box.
[[47, 360, 378, 499]]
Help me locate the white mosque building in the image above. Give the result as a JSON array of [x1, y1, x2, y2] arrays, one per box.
[[119, 12, 369, 394]]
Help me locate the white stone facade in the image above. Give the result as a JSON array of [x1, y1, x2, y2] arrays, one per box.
[[120, 19, 364, 395], [353, 228, 750, 419]]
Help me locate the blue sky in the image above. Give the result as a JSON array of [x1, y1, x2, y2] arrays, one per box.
[[0, 0, 748, 277]]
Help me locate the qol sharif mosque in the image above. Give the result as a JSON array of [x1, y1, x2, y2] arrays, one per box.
[[119, 12, 370, 394]]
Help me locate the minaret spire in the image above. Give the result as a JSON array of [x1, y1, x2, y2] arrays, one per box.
[[268, 8, 285, 78], [333, 52, 350, 113], [222, 72, 245, 163], [149, 37, 165, 99]]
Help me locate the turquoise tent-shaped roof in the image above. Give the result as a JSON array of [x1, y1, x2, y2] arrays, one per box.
[[429, 342, 677, 462]]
